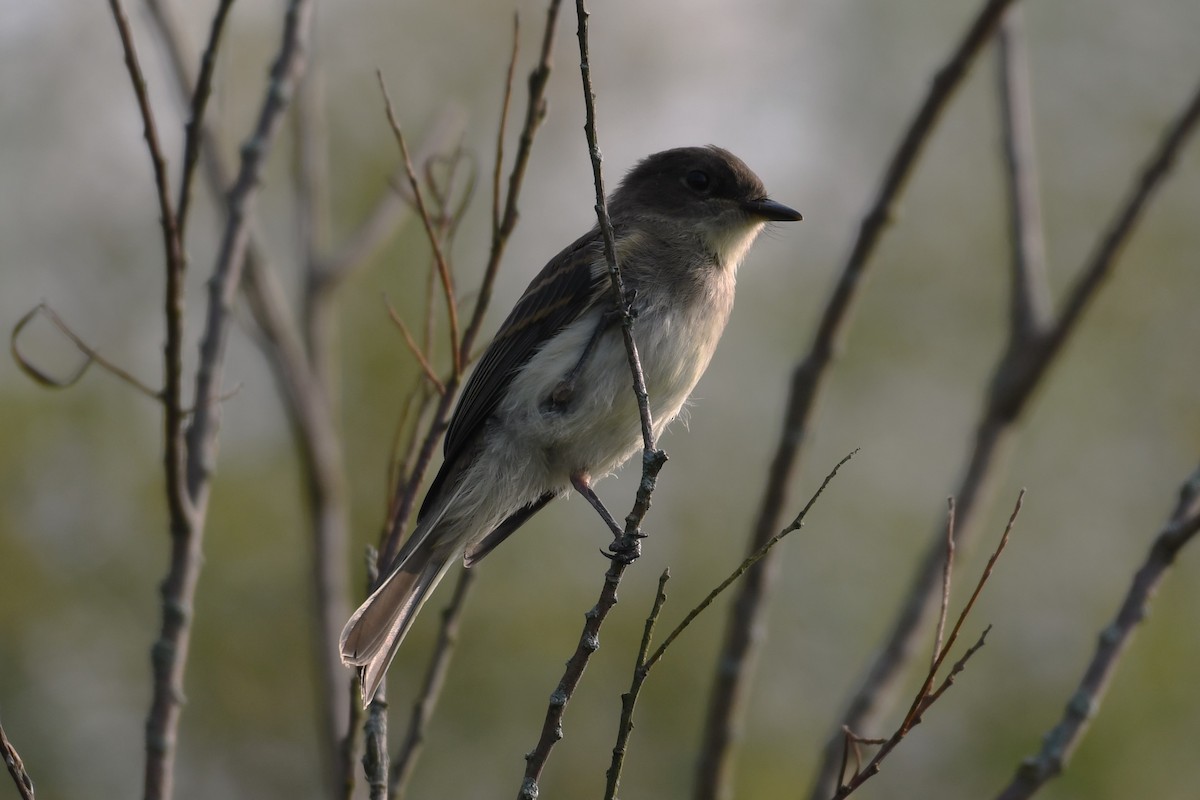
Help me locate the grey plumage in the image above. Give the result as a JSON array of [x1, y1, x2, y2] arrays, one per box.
[[340, 146, 801, 705]]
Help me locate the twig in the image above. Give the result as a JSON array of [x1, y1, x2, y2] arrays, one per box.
[[384, 297, 447, 396], [103, 0, 191, 574], [0, 717, 35, 800], [10, 303, 162, 399], [313, 108, 469, 285], [516, 5, 666, 795], [604, 569, 672, 800], [175, 0, 236, 240], [463, 0, 562, 362], [934, 498, 956, 670], [493, 15, 520, 240], [377, 72, 463, 379], [832, 491, 1020, 799], [993, 466, 1200, 800], [899, 492, 1021, 735], [693, 2, 1023, 797], [996, 7, 1052, 337], [143, 4, 314, 800], [388, 568, 477, 798], [604, 452, 856, 800], [835, 628, 992, 800]]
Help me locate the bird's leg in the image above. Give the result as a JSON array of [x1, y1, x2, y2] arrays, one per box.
[[570, 473, 643, 563]]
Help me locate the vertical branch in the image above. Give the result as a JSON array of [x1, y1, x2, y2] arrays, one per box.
[[288, 33, 355, 793], [517, 4, 669, 797], [103, 0, 190, 544], [175, 0, 236, 240], [387, 568, 477, 798], [376, 76, 462, 378], [143, 3, 315, 799], [690, 2, 1023, 798], [994, 467, 1200, 800], [996, 7, 1052, 337]]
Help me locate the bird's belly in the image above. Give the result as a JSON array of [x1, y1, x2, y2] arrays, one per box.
[[498, 296, 729, 486]]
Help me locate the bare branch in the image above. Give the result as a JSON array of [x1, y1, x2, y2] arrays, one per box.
[[0, 717, 35, 800], [933, 498, 956, 671], [10, 303, 161, 399], [604, 569, 671, 800], [463, 0, 562, 363], [603, 452, 856, 800], [175, 0, 236, 240], [494, 15, 520, 240], [388, 569, 477, 798], [993, 466, 1200, 800], [831, 490, 1020, 799], [996, 7, 1052, 337], [377, 73, 463, 378], [693, 2, 1024, 796], [517, 4, 667, 794], [385, 297, 448, 396], [104, 0, 191, 575], [143, 3, 314, 799]]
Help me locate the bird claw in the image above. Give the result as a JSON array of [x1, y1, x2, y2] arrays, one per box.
[[606, 532, 643, 563]]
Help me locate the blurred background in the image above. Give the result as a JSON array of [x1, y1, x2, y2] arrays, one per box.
[[1, 0, 1198, 798]]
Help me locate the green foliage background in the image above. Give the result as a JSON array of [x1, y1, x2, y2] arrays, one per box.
[[0, 1, 1197, 798]]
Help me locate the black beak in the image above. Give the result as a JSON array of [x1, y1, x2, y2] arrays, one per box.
[[742, 197, 802, 222]]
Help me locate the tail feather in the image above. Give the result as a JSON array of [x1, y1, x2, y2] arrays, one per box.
[[339, 538, 456, 707]]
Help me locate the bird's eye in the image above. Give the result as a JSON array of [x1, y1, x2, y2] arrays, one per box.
[[683, 169, 711, 193]]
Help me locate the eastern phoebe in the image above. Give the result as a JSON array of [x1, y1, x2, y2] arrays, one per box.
[[341, 145, 801, 704]]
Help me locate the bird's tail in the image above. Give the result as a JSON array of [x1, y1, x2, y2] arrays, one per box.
[[339, 531, 456, 707]]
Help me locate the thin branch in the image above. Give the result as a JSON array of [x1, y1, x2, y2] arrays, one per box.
[[0, 717, 35, 800], [517, 5, 665, 794], [574, 0, 654, 455], [104, 0, 191, 567], [692, 2, 1023, 797], [384, 297, 447, 396], [462, 0, 562, 363], [604, 452, 856, 800], [388, 568, 477, 798], [143, 4, 314, 800], [604, 569, 671, 800], [377, 72, 462, 378], [313, 108, 469, 285], [175, 0, 236, 241], [899, 492, 1021, 735], [10, 303, 162, 399], [832, 491, 1019, 799], [933, 498, 956, 671], [649, 450, 856, 672], [494, 15, 520, 241], [835, 627, 992, 800], [996, 7, 1052, 338], [994, 466, 1200, 800]]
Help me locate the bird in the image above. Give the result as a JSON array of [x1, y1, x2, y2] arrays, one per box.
[[340, 145, 802, 705]]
